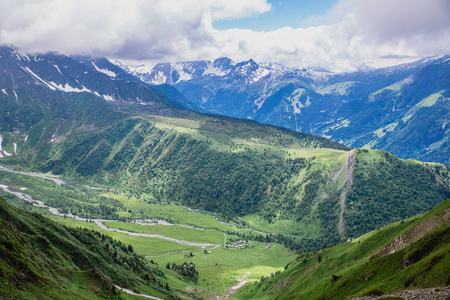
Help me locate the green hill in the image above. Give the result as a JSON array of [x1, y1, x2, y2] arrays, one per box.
[[4, 107, 450, 254], [236, 199, 450, 299], [0, 197, 174, 299]]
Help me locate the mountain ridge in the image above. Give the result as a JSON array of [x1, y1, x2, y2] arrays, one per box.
[[115, 55, 450, 165]]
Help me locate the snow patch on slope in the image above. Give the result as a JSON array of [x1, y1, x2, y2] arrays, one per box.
[[152, 71, 167, 85], [132, 63, 158, 75], [33, 56, 44, 62], [53, 64, 63, 76], [0, 135, 13, 158], [172, 63, 193, 82], [91, 61, 117, 77], [102, 94, 115, 101], [204, 62, 230, 76], [111, 60, 157, 81], [19, 52, 30, 61], [249, 67, 270, 84], [13, 52, 31, 62], [21, 66, 100, 95], [109, 59, 130, 70], [22, 67, 56, 90], [49, 82, 90, 93], [421, 55, 445, 64]]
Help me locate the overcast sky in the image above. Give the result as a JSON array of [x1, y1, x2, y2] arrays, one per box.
[[1, 0, 449, 72]]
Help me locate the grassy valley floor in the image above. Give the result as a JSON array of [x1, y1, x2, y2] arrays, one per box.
[[0, 167, 296, 299]]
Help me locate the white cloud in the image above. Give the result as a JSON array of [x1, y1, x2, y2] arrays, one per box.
[[0, 0, 270, 59], [212, 0, 450, 71], [353, 0, 450, 41], [210, 0, 271, 20], [1, 0, 449, 71]]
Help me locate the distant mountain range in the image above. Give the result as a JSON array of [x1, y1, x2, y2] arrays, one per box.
[[113, 56, 450, 165]]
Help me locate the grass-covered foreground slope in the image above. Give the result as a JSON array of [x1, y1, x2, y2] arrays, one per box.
[[0, 197, 176, 299], [237, 199, 450, 300]]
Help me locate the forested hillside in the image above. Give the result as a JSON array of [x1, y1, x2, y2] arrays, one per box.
[[0, 197, 172, 299]]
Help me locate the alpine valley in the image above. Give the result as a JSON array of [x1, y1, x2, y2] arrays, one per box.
[[0, 45, 449, 299]]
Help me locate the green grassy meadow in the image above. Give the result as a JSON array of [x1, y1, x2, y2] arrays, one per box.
[[104, 221, 225, 244], [47, 214, 297, 298], [154, 241, 296, 295], [47, 216, 200, 257], [102, 192, 235, 231]]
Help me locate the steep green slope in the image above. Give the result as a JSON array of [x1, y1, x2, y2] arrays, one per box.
[[0, 197, 173, 299], [236, 199, 450, 300], [19, 112, 348, 216], [5, 109, 450, 253], [344, 149, 450, 239]]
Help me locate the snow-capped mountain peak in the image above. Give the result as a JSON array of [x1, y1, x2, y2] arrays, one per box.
[[116, 57, 333, 86]]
